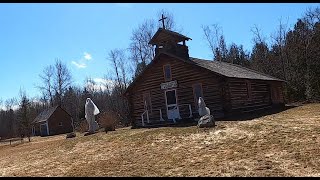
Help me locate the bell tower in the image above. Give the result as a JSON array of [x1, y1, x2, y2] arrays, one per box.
[[149, 14, 192, 60]]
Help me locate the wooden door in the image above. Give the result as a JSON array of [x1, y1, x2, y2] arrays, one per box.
[[165, 89, 180, 122]]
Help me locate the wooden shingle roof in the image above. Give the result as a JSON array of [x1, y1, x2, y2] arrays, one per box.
[[33, 105, 59, 123], [190, 57, 284, 81], [124, 52, 284, 96]]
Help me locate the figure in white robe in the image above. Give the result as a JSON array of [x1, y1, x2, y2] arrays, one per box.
[[198, 97, 210, 117], [197, 97, 214, 128], [85, 98, 100, 133]]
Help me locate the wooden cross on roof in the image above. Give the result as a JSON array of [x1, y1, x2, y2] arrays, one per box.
[[159, 14, 167, 29]]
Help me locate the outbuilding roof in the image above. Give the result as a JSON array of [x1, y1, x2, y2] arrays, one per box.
[[33, 105, 59, 123]]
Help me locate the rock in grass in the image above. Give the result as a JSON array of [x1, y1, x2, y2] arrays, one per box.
[[197, 114, 215, 128], [66, 132, 76, 139]]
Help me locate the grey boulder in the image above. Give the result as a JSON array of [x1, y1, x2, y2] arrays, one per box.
[[197, 114, 215, 128]]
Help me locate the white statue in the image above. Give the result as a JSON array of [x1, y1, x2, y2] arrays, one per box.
[[197, 97, 214, 128], [85, 98, 100, 133], [198, 97, 210, 117]]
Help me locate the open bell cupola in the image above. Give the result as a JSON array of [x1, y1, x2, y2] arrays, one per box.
[[149, 14, 192, 60]]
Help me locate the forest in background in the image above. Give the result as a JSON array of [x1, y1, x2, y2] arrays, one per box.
[[0, 7, 319, 139]]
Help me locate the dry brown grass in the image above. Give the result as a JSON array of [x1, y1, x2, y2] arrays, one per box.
[[97, 111, 117, 131], [1, 103, 320, 177], [74, 119, 88, 133]]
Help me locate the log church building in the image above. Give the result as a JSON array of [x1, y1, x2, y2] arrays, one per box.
[[124, 16, 285, 127]]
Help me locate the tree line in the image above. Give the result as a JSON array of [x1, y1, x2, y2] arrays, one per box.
[[0, 7, 319, 139], [202, 7, 320, 102]]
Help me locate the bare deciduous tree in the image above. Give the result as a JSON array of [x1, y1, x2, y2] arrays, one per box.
[[37, 65, 54, 106], [250, 24, 271, 74], [305, 7, 320, 27], [251, 24, 266, 44], [271, 18, 289, 81], [37, 59, 72, 107], [64, 86, 81, 130], [107, 48, 131, 126], [53, 59, 72, 106], [202, 24, 226, 61], [119, 55, 129, 89], [109, 49, 123, 90], [129, 9, 178, 77], [108, 49, 130, 91], [17, 89, 31, 142], [103, 74, 113, 96], [129, 19, 156, 68], [302, 7, 320, 100], [84, 77, 97, 95], [5, 98, 17, 110]]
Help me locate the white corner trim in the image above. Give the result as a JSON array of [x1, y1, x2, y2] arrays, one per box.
[[46, 121, 50, 135]]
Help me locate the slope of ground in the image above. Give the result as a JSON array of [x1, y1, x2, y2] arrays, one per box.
[[0, 103, 320, 177]]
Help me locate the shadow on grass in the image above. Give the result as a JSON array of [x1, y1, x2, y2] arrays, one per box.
[[220, 104, 298, 122], [133, 104, 299, 129]]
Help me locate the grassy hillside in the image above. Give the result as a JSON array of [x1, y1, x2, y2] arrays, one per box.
[[0, 104, 320, 177]]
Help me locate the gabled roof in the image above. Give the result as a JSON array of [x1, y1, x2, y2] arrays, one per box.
[[124, 52, 284, 96], [33, 105, 59, 123], [149, 28, 192, 45], [190, 57, 284, 82]]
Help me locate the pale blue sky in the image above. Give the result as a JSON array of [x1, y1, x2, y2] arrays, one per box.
[[0, 3, 319, 102]]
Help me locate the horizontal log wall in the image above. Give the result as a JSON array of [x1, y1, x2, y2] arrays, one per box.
[[128, 54, 224, 126], [127, 54, 285, 126], [228, 78, 281, 111]]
